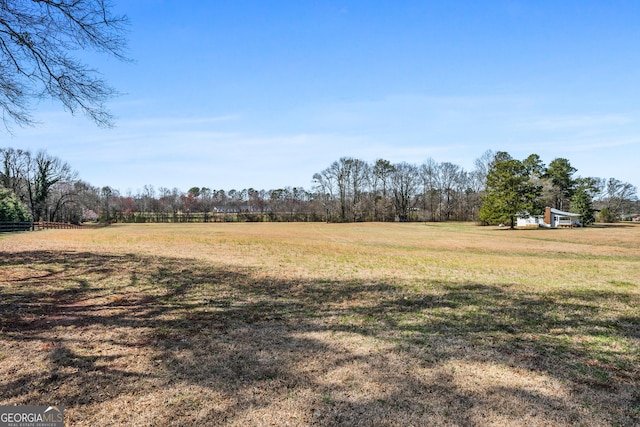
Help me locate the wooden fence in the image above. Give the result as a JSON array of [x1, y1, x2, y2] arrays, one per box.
[[0, 221, 84, 232], [0, 221, 33, 232], [35, 222, 83, 230]]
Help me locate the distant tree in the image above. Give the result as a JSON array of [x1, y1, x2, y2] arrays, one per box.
[[348, 158, 370, 221], [0, 147, 30, 200], [312, 171, 336, 222], [223, 189, 246, 215], [26, 150, 77, 221], [0, 0, 129, 129], [1, 147, 88, 222], [100, 186, 114, 222], [333, 158, 353, 222], [545, 158, 576, 211], [0, 185, 30, 221], [168, 187, 182, 221], [599, 207, 615, 223], [419, 158, 440, 221], [47, 181, 79, 222], [140, 185, 155, 213], [372, 158, 395, 221], [479, 152, 541, 228], [283, 186, 306, 220], [600, 178, 638, 220], [268, 188, 285, 220], [569, 177, 599, 225], [391, 162, 419, 221], [318, 158, 358, 222], [439, 162, 463, 220], [473, 149, 495, 189], [187, 187, 201, 198], [468, 150, 495, 221], [198, 187, 213, 221], [522, 153, 546, 178], [157, 187, 174, 221], [183, 187, 202, 218], [74, 180, 102, 220], [82, 208, 99, 222], [247, 188, 265, 214], [522, 154, 547, 213], [212, 189, 227, 212]]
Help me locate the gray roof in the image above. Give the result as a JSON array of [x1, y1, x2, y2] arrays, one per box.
[[550, 208, 581, 217]]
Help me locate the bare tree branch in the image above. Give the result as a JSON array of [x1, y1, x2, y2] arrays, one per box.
[[0, 0, 129, 130]]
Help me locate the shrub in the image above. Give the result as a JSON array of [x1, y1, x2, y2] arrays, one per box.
[[0, 186, 31, 222], [598, 207, 615, 223]]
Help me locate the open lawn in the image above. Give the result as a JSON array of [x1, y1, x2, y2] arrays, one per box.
[[0, 222, 638, 426]]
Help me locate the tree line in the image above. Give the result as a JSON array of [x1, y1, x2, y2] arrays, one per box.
[[312, 153, 639, 224], [1, 148, 83, 222], [479, 152, 639, 228], [0, 146, 638, 225]]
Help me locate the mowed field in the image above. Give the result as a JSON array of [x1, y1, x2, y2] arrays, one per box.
[[0, 222, 638, 426]]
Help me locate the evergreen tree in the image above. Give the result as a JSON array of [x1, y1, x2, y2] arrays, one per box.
[[570, 177, 598, 225], [545, 158, 577, 211], [479, 152, 542, 228]]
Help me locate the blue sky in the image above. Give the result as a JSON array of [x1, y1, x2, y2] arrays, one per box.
[[6, 0, 640, 193]]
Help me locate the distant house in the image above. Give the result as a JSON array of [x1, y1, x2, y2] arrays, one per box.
[[517, 207, 582, 228]]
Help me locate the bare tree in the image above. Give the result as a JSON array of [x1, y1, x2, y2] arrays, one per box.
[[439, 162, 462, 220], [600, 178, 638, 219], [0, 0, 129, 129], [200, 187, 214, 221], [391, 162, 419, 222], [318, 159, 353, 222], [26, 150, 77, 221], [1, 147, 85, 222], [473, 149, 495, 189], [349, 158, 369, 221], [333, 158, 353, 222], [0, 147, 30, 201], [468, 150, 496, 221], [372, 158, 394, 221], [312, 170, 336, 222], [419, 158, 440, 221]]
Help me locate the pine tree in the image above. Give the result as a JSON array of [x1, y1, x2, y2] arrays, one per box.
[[569, 177, 599, 225], [570, 188, 595, 225], [479, 152, 541, 228], [545, 158, 577, 211]]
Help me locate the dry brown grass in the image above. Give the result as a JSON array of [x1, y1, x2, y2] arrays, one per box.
[[0, 222, 638, 426]]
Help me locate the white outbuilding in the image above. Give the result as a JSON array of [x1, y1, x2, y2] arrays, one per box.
[[517, 207, 582, 228]]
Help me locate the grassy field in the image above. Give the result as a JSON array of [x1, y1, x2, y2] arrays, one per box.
[[0, 222, 638, 426]]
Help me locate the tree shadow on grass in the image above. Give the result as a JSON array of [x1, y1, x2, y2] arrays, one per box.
[[0, 250, 638, 426]]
